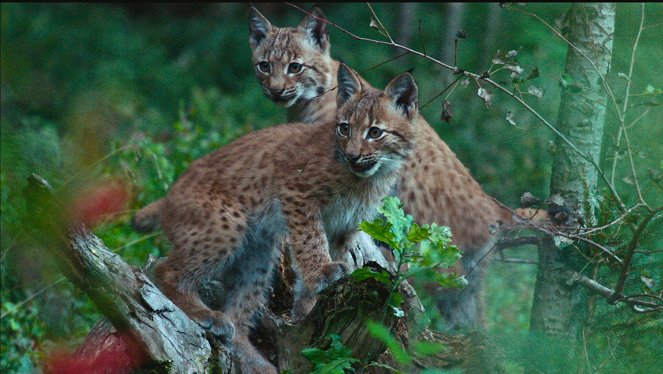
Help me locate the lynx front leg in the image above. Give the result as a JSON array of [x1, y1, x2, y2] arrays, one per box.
[[284, 209, 349, 321]]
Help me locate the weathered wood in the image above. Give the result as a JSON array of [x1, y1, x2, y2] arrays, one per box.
[[27, 175, 219, 373], [59, 228, 216, 373], [29, 174, 483, 373]]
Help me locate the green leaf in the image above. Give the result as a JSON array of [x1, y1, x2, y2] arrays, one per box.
[[378, 196, 414, 244], [412, 340, 447, 356], [351, 267, 392, 285], [366, 320, 412, 365], [302, 334, 359, 373], [302, 348, 328, 364], [359, 220, 398, 249], [434, 272, 468, 289], [407, 223, 429, 243], [526, 66, 540, 80], [388, 291, 404, 308]]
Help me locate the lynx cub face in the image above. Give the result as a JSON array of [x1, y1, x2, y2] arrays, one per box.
[[335, 66, 418, 178], [249, 6, 333, 108], [140, 64, 418, 373]]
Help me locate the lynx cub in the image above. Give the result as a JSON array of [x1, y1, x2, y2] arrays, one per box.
[[134, 64, 419, 373], [249, 6, 524, 330]]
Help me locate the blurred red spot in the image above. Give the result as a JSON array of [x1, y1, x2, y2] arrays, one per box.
[[72, 181, 131, 227], [45, 330, 146, 374]]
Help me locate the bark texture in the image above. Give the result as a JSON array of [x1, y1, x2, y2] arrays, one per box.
[[529, 3, 616, 370]]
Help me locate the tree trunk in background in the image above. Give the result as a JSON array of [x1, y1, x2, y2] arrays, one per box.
[[479, 4, 503, 65], [396, 3, 417, 48], [440, 3, 465, 82], [529, 3, 615, 372]]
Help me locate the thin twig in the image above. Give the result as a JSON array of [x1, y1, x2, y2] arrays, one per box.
[[494, 236, 540, 251], [420, 75, 464, 109], [625, 108, 651, 130], [610, 208, 660, 301], [579, 203, 643, 235], [642, 21, 663, 30], [0, 277, 66, 319], [359, 51, 410, 75], [57, 144, 137, 191], [112, 232, 160, 253], [496, 258, 538, 265], [617, 4, 649, 209], [0, 233, 20, 263], [366, 3, 394, 43], [418, 19, 427, 56]]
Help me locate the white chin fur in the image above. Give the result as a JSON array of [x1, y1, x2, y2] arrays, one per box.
[[284, 97, 299, 108], [351, 163, 380, 178]]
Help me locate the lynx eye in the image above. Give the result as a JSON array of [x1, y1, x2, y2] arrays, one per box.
[[337, 122, 350, 137], [288, 62, 303, 74], [367, 127, 384, 139], [257, 61, 271, 74]]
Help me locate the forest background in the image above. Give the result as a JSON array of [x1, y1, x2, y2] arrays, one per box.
[[1, 3, 661, 373]]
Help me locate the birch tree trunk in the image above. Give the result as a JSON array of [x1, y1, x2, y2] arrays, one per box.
[[529, 3, 616, 372]]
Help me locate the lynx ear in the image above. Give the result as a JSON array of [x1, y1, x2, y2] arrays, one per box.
[[337, 63, 362, 107], [249, 6, 272, 49], [298, 7, 329, 51], [384, 73, 418, 120]]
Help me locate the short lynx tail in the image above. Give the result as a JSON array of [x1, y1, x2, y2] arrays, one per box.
[[131, 199, 165, 232]]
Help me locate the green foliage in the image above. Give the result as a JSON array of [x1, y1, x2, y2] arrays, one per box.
[[359, 196, 462, 275], [366, 320, 412, 366], [357, 196, 464, 317], [301, 334, 360, 374], [0, 301, 44, 373], [352, 198, 460, 370]]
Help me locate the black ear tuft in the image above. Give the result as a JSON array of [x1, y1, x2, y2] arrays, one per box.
[[337, 63, 361, 107], [385, 73, 418, 120], [249, 6, 272, 49], [298, 7, 329, 51]]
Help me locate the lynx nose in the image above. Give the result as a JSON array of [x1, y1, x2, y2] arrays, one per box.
[[345, 153, 361, 163], [269, 87, 285, 96]]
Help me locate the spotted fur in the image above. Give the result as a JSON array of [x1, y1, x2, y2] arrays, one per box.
[[249, 6, 521, 331], [137, 65, 418, 373]]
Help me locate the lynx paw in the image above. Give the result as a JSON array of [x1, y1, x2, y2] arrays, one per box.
[[292, 262, 350, 322], [310, 261, 350, 293], [291, 293, 317, 322], [195, 310, 235, 341]]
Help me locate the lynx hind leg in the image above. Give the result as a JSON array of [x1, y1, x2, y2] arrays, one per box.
[[155, 246, 237, 339], [156, 199, 249, 339], [233, 336, 278, 374], [437, 246, 488, 331], [221, 229, 282, 373]]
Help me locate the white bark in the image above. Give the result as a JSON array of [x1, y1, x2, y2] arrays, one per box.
[[529, 3, 616, 369]]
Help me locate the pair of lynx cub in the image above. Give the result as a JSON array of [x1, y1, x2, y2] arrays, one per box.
[[134, 6, 517, 373]]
